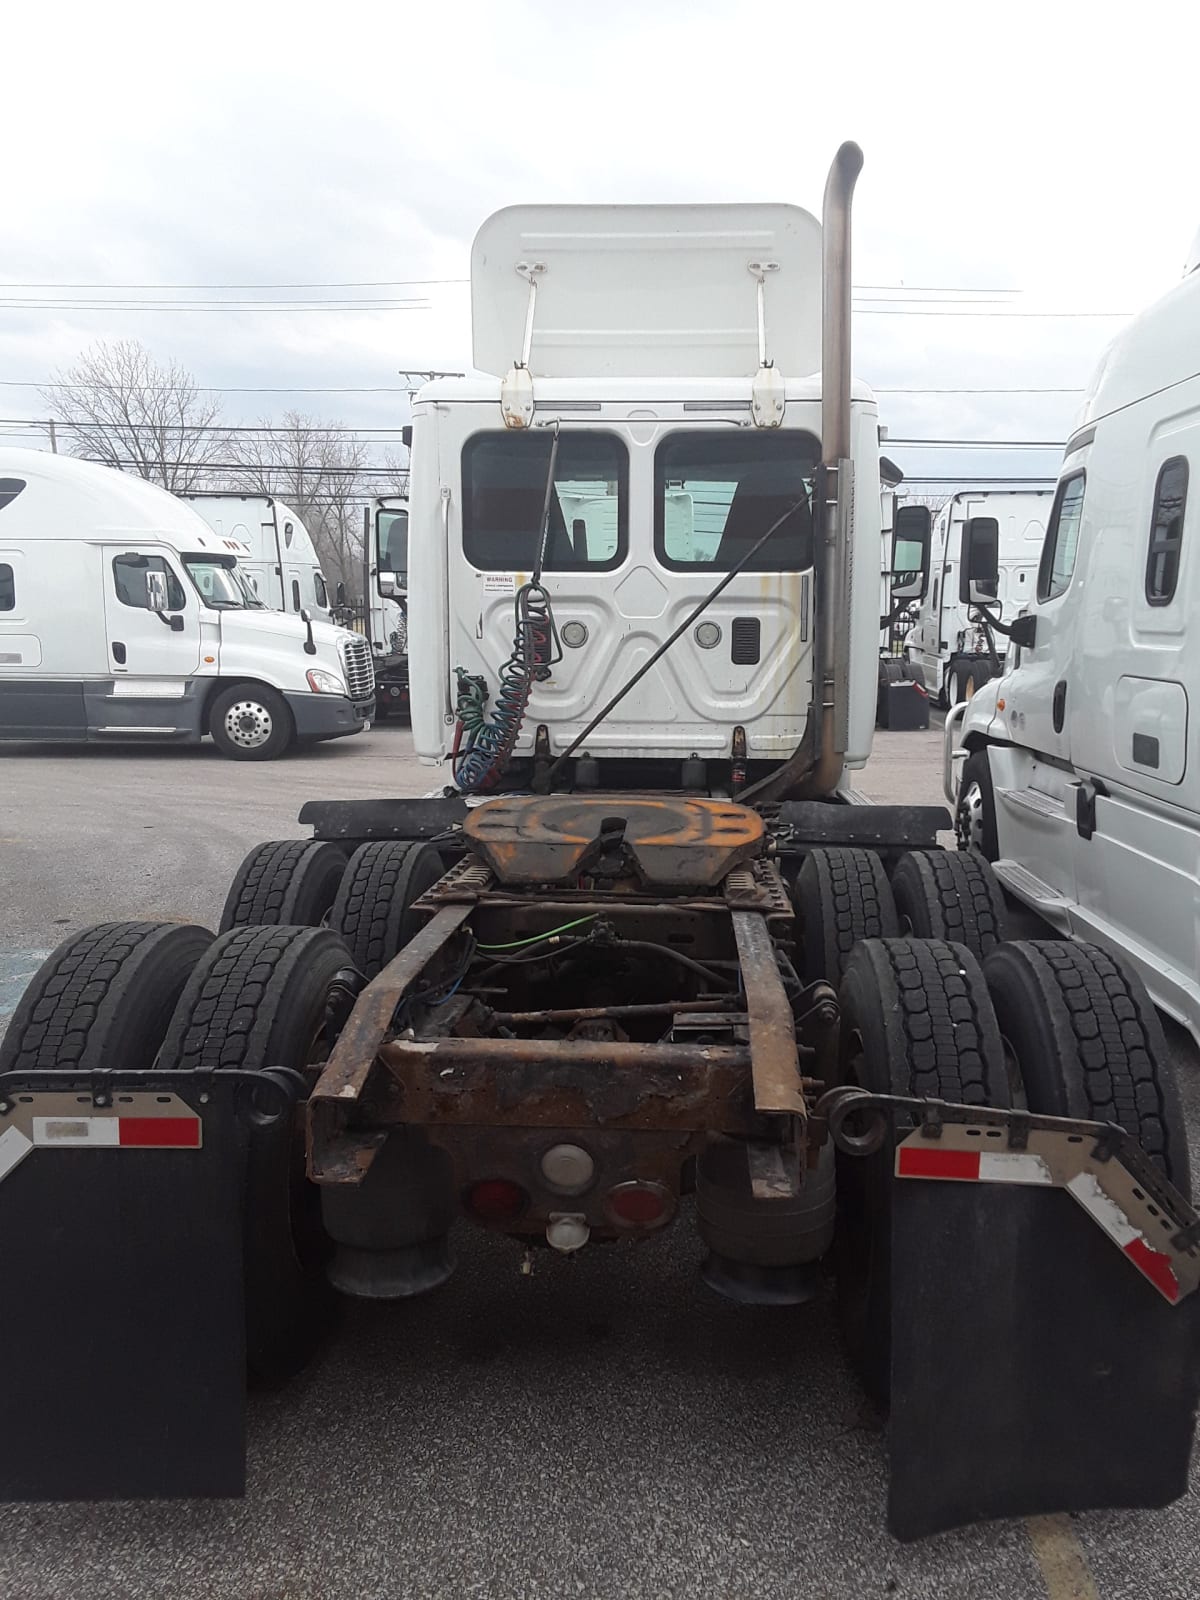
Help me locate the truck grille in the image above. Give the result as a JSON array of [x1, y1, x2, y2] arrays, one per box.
[[339, 635, 375, 701]]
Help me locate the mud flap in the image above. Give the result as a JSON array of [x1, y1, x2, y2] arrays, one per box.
[[0, 1071, 253, 1501], [888, 1180, 1200, 1539]]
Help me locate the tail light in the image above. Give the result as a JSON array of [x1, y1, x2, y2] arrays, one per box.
[[466, 1178, 527, 1223], [606, 1180, 673, 1230]]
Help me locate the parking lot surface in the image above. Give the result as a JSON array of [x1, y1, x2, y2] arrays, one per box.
[[1, 720, 1197, 1599]]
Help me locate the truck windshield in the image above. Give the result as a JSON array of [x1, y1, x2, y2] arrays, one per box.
[[376, 508, 409, 590], [184, 557, 266, 609]]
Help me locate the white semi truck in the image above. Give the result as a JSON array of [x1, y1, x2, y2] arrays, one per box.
[[948, 238, 1200, 1048], [182, 492, 333, 622], [362, 494, 410, 719], [902, 487, 1051, 705], [0, 450, 374, 757], [2, 150, 1195, 1542]]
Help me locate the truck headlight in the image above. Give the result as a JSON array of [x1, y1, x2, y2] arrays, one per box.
[[306, 668, 346, 695]]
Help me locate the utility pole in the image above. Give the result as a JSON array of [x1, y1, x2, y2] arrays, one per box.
[[47, 419, 58, 453]]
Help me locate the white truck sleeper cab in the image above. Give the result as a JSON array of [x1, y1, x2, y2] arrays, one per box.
[[181, 493, 333, 622], [900, 487, 1051, 706], [0, 450, 374, 758], [407, 199, 882, 794], [949, 254, 1200, 1044], [363, 495, 410, 719]]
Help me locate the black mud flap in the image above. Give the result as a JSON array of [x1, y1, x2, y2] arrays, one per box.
[[888, 1180, 1200, 1539], [0, 1070, 259, 1501]]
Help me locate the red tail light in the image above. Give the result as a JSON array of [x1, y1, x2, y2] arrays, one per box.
[[606, 1180, 673, 1229], [466, 1178, 527, 1222]]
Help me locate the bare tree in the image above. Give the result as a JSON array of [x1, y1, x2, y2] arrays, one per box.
[[41, 340, 228, 492], [225, 412, 370, 597], [377, 450, 410, 497]]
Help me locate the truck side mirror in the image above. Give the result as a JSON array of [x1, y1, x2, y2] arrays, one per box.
[[336, 581, 346, 606], [890, 504, 931, 600], [145, 570, 168, 612], [961, 516, 1000, 605]]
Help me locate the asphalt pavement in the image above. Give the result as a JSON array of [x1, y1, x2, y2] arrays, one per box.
[[1, 719, 1197, 1599]]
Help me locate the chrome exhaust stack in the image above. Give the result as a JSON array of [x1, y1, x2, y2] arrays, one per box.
[[744, 141, 863, 804]]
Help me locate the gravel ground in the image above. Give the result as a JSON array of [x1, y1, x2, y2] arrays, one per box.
[[0, 718, 1196, 1599]]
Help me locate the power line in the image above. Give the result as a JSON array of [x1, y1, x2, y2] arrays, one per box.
[[887, 438, 1065, 448], [0, 418, 407, 435], [2, 418, 1068, 448], [0, 302, 431, 315], [1, 276, 1010, 293], [876, 386, 1085, 395], [0, 377, 1093, 397], [898, 476, 1058, 484], [856, 308, 1130, 319]]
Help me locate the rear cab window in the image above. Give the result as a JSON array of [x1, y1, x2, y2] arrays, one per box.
[[462, 432, 627, 571], [653, 432, 818, 571], [1037, 472, 1086, 602]]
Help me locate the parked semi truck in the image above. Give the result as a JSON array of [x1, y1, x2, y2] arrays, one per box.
[[901, 486, 1052, 705], [947, 237, 1200, 1051], [2, 148, 1197, 1540], [183, 492, 333, 622], [0, 451, 374, 756], [363, 494, 410, 719]]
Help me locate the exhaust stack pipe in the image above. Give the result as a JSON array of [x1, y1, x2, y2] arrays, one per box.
[[743, 141, 863, 804]]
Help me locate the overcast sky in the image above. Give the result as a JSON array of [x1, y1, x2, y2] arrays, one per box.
[[3, 0, 1197, 487]]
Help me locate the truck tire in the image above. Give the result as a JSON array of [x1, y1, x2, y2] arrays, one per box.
[[158, 924, 361, 1379], [836, 938, 1010, 1403], [952, 660, 989, 703], [0, 921, 214, 1076], [219, 840, 347, 933], [956, 749, 1000, 861], [984, 940, 1190, 1195], [330, 840, 445, 979], [890, 849, 1008, 960], [794, 847, 899, 987], [208, 682, 294, 761]]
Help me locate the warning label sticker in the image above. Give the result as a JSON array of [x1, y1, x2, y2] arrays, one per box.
[[482, 573, 517, 594]]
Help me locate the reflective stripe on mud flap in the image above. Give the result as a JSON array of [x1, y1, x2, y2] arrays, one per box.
[[895, 1123, 1196, 1305], [0, 1093, 202, 1184]]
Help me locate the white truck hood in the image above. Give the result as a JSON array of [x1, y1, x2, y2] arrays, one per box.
[[217, 609, 346, 649], [215, 608, 354, 679]]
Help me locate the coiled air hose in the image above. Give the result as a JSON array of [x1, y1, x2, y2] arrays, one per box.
[[452, 580, 560, 792]]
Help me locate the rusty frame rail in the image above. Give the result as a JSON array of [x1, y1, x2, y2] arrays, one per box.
[[307, 904, 472, 1182], [731, 910, 806, 1120]]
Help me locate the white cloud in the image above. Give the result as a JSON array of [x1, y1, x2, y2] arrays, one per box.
[[2, 0, 1196, 482]]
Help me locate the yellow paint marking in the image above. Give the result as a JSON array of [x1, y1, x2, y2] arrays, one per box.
[[1026, 1515, 1100, 1600]]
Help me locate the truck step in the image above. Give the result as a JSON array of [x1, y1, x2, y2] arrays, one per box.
[[996, 784, 1068, 821], [993, 860, 1066, 906]]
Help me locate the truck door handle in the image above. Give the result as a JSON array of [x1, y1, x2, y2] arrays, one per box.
[[1052, 679, 1067, 733], [112, 641, 126, 665]]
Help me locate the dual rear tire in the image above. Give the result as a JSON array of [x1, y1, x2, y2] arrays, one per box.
[[835, 933, 1190, 1405], [219, 837, 444, 978], [794, 844, 1007, 980]]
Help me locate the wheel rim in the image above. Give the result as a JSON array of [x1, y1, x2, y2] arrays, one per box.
[[224, 700, 273, 749], [956, 779, 986, 852]]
